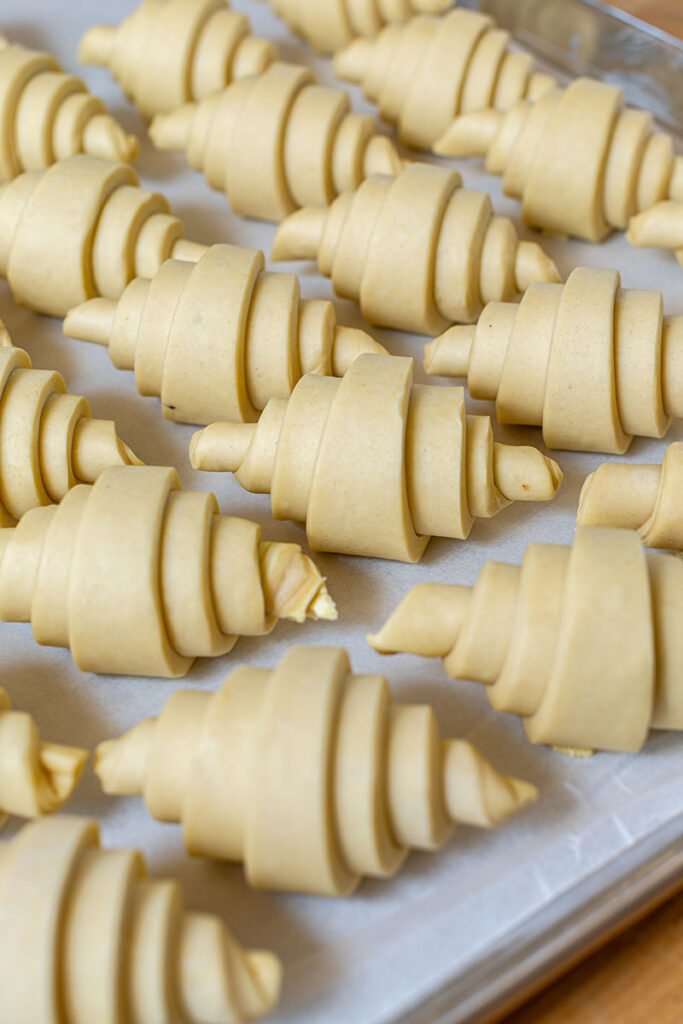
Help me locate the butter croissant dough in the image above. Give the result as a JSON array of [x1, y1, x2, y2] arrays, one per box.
[[369, 526, 683, 753], [190, 353, 562, 562], [578, 443, 683, 552], [79, 0, 276, 120], [627, 201, 683, 269], [0, 155, 207, 318], [64, 243, 386, 426], [260, 0, 453, 53], [149, 62, 405, 223], [435, 78, 683, 243], [0, 689, 87, 821], [271, 163, 560, 335], [333, 8, 555, 150], [0, 816, 282, 1023], [425, 267, 683, 454], [95, 645, 537, 897], [0, 465, 336, 678], [0, 344, 141, 524], [0, 33, 138, 182]]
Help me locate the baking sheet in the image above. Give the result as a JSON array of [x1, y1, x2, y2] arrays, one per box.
[[2, 2, 683, 1022]]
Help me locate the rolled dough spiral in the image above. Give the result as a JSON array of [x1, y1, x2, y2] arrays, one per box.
[[369, 526, 683, 753], [190, 353, 562, 562], [79, 0, 276, 119], [271, 162, 561, 335], [333, 8, 555, 149], [435, 78, 683, 242], [64, 243, 386, 426], [0, 33, 137, 182], [578, 442, 683, 552], [0, 816, 281, 1022], [95, 645, 537, 897], [0, 466, 336, 678], [0, 155, 207, 317], [425, 266, 683, 454], [149, 62, 405, 223]]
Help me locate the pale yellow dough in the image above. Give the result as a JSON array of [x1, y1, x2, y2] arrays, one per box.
[[369, 526, 683, 753], [95, 645, 537, 896], [271, 163, 560, 335], [435, 78, 683, 243], [190, 353, 562, 562], [0, 155, 208, 317], [0, 689, 86, 820], [0, 341, 141, 523], [578, 442, 683, 552], [0, 816, 281, 1023], [627, 201, 683, 270], [149, 61, 404, 223], [425, 266, 683, 454], [0, 465, 336, 677], [79, 0, 276, 120], [260, 0, 453, 53], [333, 8, 555, 149], [64, 242, 386, 426], [0, 32, 138, 182]]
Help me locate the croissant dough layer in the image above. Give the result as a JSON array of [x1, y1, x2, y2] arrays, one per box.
[[435, 78, 683, 242], [191, 353, 562, 562], [64, 243, 386, 426], [95, 645, 537, 896], [370, 526, 683, 753], [0, 689, 87, 821], [149, 61, 404, 223], [0, 33, 137, 182], [0, 342, 141, 522], [0, 465, 336, 677], [0, 155, 208, 317], [271, 163, 560, 335], [627, 201, 683, 269], [578, 442, 683, 552], [0, 816, 281, 1023], [79, 0, 276, 119], [333, 8, 555, 149], [425, 266, 683, 453]]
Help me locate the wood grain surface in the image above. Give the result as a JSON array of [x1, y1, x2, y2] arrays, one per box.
[[609, 0, 683, 37]]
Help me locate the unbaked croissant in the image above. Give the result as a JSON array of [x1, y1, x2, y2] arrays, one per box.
[[369, 526, 683, 753], [627, 200, 683, 269], [425, 266, 683, 453], [333, 8, 555, 149], [0, 155, 207, 317], [435, 77, 683, 242], [0, 816, 281, 1023], [149, 61, 404, 223], [95, 645, 537, 897], [190, 353, 562, 562], [0, 341, 141, 524], [64, 242, 386, 425], [578, 442, 683, 552], [0, 33, 137, 181], [271, 163, 560, 335], [79, 0, 276, 119], [0, 689, 87, 821], [0, 465, 336, 677]]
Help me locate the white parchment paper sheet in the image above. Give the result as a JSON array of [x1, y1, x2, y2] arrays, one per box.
[[1, 2, 682, 1021]]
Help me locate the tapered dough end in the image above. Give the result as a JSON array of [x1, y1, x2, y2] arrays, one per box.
[[332, 325, 387, 375], [515, 240, 562, 292], [0, 317, 11, 348], [37, 742, 89, 812], [245, 950, 284, 1018], [72, 417, 144, 483], [368, 583, 471, 658], [363, 134, 406, 178], [271, 207, 326, 262], [94, 718, 156, 796], [432, 110, 503, 158], [493, 443, 563, 502], [332, 37, 372, 83], [82, 115, 140, 164], [528, 71, 557, 100], [669, 157, 683, 202], [149, 105, 195, 153], [627, 201, 683, 251], [443, 739, 538, 828], [189, 422, 255, 472], [64, 298, 116, 347], [78, 24, 116, 66], [424, 326, 475, 378], [260, 542, 338, 623]]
